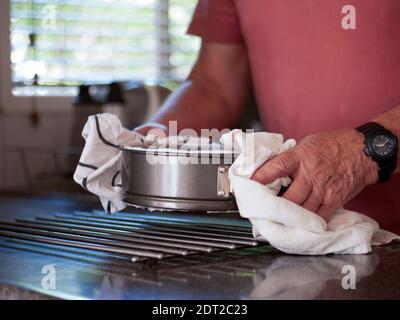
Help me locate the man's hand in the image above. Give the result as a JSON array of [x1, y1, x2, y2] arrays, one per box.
[[134, 122, 168, 136], [251, 129, 379, 221]]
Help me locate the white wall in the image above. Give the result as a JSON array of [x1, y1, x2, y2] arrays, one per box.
[[0, 91, 163, 191], [1, 113, 75, 190], [0, 0, 72, 190]]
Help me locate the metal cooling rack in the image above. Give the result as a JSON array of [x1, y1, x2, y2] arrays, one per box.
[[0, 211, 260, 263]]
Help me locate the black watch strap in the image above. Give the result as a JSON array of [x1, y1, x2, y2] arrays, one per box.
[[356, 122, 386, 138], [356, 122, 398, 183]]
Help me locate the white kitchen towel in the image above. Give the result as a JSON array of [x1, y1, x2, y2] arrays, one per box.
[[73, 113, 144, 213], [220, 129, 399, 255]]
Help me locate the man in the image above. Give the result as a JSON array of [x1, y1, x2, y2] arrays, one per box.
[[136, 0, 400, 233]]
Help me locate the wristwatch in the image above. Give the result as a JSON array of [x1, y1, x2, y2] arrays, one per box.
[[356, 122, 398, 183]]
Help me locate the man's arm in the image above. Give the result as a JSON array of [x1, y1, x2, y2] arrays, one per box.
[[135, 42, 251, 135], [252, 104, 400, 221], [372, 105, 400, 173]]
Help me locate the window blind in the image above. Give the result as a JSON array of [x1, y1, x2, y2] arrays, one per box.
[[10, 0, 200, 87]]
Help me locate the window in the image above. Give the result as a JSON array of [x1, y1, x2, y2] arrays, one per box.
[[10, 0, 200, 94]]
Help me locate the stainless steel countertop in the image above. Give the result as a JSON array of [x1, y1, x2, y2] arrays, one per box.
[[0, 194, 399, 300]]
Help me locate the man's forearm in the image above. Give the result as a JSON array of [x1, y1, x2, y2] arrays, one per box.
[[372, 104, 400, 173], [147, 72, 248, 134], [138, 42, 251, 135]]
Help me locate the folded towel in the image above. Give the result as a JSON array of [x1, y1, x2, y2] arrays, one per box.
[[220, 129, 399, 255]]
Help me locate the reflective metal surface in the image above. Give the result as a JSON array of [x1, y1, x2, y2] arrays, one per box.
[[1, 195, 400, 300]]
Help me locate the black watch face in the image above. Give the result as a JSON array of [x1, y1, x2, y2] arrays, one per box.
[[371, 134, 397, 158]]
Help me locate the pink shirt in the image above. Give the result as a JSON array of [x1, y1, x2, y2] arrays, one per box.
[[188, 0, 400, 233]]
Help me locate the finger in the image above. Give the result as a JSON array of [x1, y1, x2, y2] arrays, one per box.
[[302, 189, 323, 213], [251, 151, 299, 185], [316, 204, 337, 222], [134, 123, 168, 136], [282, 176, 312, 205]]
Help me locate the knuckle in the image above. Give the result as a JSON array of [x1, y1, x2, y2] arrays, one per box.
[[271, 157, 287, 170], [273, 152, 297, 171], [299, 176, 312, 189], [313, 186, 324, 201], [324, 189, 341, 207]]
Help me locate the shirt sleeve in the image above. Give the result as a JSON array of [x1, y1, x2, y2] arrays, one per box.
[[187, 0, 244, 44]]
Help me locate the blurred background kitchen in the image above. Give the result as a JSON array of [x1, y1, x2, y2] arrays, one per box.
[[0, 0, 203, 197]]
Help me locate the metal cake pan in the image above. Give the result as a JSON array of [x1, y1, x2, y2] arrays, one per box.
[[121, 145, 238, 211]]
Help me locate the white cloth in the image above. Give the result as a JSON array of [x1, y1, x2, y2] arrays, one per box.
[[73, 113, 144, 213], [220, 129, 399, 255]]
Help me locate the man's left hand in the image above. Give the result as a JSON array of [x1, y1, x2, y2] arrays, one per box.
[[251, 129, 379, 221]]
